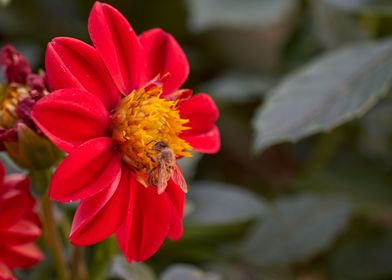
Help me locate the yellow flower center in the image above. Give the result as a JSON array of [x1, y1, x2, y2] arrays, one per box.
[[0, 83, 29, 128], [112, 83, 192, 174]]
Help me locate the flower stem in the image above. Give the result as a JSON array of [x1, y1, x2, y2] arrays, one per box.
[[71, 246, 88, 280], [34, 169, 70, 280]]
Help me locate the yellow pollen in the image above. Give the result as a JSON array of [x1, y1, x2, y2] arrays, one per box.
[[112, 84, 192, 172], [0, 83, 29, 128]]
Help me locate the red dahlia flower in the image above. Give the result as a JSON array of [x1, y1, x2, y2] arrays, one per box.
[[0, 162, 43, 280], [32, 2, 220, 262]]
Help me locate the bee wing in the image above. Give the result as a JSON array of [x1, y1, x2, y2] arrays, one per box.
[[172, 164, 188, 193], [156, 167, 169, 195]]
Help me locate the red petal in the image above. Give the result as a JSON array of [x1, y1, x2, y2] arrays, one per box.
[[0, 263, 14, 280], [0, 190, 30, 230], [139, 28, 189, 95], [49, 137, 121, 202], [182, 126, 220, 154], [116, 177, 173, 262], [0, 220, 41, 245], [0, 162, 4, 186], [32, 88, 111, 153], [0, 243, 43, 269], [180, 93, 219, 136], [165, 179, 185, 240], [70, 169, 130, 245], [88, 2, 143, 93], [2, 174, 29, 192], [46, 37, 120, 109]]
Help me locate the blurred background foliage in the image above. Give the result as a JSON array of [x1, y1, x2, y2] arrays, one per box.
[[2, 0, 392, 279]]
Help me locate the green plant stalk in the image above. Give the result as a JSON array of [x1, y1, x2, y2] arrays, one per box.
[[34, 169, 70, 280], [71, 246, 88, 280]]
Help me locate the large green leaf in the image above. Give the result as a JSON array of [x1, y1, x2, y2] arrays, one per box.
[[185, 181, 267, 226], [185, 0, 295, 31], [239, 194, 351, 265], [253, 39, 392, 152]]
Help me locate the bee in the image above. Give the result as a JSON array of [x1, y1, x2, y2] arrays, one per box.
[[147, 141, 187, 194]]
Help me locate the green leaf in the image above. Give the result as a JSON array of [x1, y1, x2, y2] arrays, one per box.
[[311, 0, 370, 49], [185, 0, 296, 31], [161, 264, 221, 280], [253, 39, 392, 152], [330, 230, 392, 280], [201, 72, 273, 103], [109, 256, 156, 280], [185, 181, 267, 226], [239, 194, 351, 266]]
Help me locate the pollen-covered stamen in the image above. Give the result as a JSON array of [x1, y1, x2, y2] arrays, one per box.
[[0, 83, 29, 128], [112, 82, 192, 176]]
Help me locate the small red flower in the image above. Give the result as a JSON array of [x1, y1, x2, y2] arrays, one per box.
[[0, 162, 43, 280], [0, 45, 47, 145], [32, 2, 220, 262]]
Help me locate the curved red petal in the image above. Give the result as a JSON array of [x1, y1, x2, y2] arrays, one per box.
[[0, 243, 43, 269], [180, 93, 219, 136], [0, 190, 30, 230], [0, 263, 14, 280], [88, 2, 143, 93], [116, 176, 173, 262], [46, 37, 120, 109], [165, 179, 185, 240], [139, 28, 189, 95], [32, 88, 111, 153], [0, 220, 41, 245], [183, 126, 220, 154], [49, 137, 121, 202], [70, 169, 130, 246]]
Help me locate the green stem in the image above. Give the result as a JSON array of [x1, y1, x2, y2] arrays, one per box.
[[71, 246, 88, 280], [35, 169, 70, 280]]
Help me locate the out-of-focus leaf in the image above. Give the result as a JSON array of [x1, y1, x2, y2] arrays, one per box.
[[239, 194, 351, 265], [330, 230, 392, 280], [186, 0, 298, 72], [208, 263, 294, 280], [320, 0, 392, 12], [186, 0, 295, 31], [253, 39, 392, 152], [0, 0, 10, 7], [311, 1, 370, 48], [185, 181, 268, 226], [161, 264, 221, 280], [201, 72, 273, 103], [178, 153, 202, 180], [109, 256, 156, 280]]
